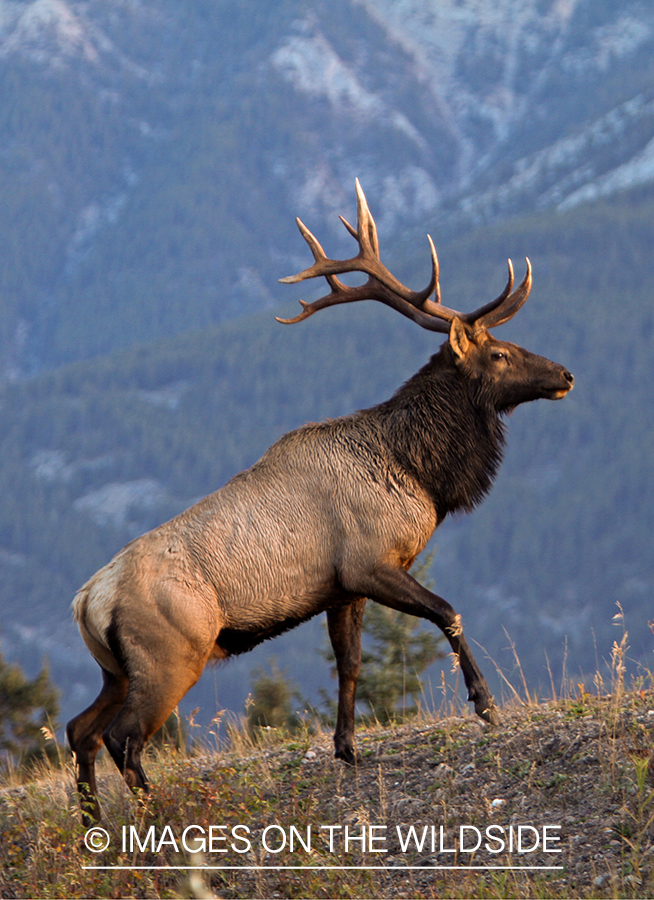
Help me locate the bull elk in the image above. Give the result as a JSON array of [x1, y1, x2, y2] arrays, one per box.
[[67, 180, 573, 823]]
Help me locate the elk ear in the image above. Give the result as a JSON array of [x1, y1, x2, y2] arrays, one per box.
[[449, 317, 470, 360]]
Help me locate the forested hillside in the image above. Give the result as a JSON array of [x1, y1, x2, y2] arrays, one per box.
[[2, 0, 654, 375], [1, 184, 652, 726]]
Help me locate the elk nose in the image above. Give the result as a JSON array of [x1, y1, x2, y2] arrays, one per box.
[[563, 370, 574, 387]]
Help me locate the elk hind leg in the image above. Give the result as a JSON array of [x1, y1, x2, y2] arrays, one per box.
[[66, 668, 128, 825], [102, 662, 204, 795], [327, 598, 366, 765]]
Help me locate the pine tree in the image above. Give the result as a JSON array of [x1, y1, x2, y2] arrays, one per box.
[[356, 604, 442, 722], [246, 660, 300, 734], [0, 650, 59, 768]]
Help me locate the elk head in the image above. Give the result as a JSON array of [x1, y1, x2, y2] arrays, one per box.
[[278, 179, 574, 407]]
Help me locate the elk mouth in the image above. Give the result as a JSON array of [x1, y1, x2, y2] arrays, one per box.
[[548, 388, 571, 400], [544, 370, 574, 400]]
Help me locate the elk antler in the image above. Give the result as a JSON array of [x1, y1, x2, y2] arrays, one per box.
[[278, 179, 531, 335]]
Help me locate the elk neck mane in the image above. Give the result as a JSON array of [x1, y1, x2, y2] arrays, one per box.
[[373, 342, 507, 520]]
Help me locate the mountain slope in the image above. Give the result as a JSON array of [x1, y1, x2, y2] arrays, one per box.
[[2, 0, 654, 375]]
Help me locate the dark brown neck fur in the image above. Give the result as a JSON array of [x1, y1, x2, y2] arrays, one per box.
[[373, 344, 506, 521]]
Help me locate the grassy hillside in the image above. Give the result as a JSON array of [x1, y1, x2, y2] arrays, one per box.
[[2, 677, 654, 899]]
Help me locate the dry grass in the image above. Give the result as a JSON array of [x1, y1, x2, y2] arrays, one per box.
[[2, 636, 654, 899]]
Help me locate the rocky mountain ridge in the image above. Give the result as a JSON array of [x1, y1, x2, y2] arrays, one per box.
[[273, 0, 654, 222], [1, 0, 654, 375]]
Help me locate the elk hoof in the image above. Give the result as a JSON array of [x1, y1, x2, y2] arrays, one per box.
[[335, 745, 357, 766], [475, 698, 499, 726]]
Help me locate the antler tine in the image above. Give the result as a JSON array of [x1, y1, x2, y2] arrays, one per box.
[[338, 214, 358, 241], [453, 260, 515, 331], [276, 277, 453, 332], [474, 259, 531, 330], [278, 182, 443, 311], [427, 235, 441, 305], [354, 177, 380, 257], [275, 289, 348, 325], [495, 257, 532, 325], [338, 207, 439, 309], [278, 218, 330, 285]]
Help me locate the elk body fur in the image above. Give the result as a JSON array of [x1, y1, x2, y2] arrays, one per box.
[[67, 182, 573, 824]]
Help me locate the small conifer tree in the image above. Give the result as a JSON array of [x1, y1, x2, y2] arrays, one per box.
[[0, 649, 59, 770], [246, 660, 300, 734], [356, 604, 442, 722]]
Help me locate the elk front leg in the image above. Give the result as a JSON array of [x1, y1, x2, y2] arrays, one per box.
[[326, 598, 366, 764], [345, 564, 498, 725]]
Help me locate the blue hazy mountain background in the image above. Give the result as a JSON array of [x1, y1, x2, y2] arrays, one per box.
[[0, 0, 653, 726]]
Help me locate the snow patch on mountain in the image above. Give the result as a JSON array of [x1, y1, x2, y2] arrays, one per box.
[[559, 136, 654, 211], [0, 0, 154, 81], [0, 0, 101, 64], [458, 93, 654, 222], [352, 0, 574, 147], [274, 1, 654, 218], [73, 478, 168, 529], [272, 27, 427, 151], [561, 13, 653, 74]]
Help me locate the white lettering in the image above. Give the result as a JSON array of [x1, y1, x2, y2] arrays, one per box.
[[262, 825, 287, 853], [542, 825, 562, 853], [484, 825, 506, 854], [438, 825, 456, 853], [459, 826, 482, 853], [156, 825, 179, 853], [517, 826, 540, 853], [397, 825, 429, 853], [182, 825, 206, 854], [344, 826, 366, 852], [231, 825, 251, 853], [209, 826, 228, 854], [289, 825, 311, 852], [368, 825, 387, 852], [130, 825, 155, 853], [321, 825, 341, 853]]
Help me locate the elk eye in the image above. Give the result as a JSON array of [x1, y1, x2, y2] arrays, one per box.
[[491, 351, 507, 361]]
